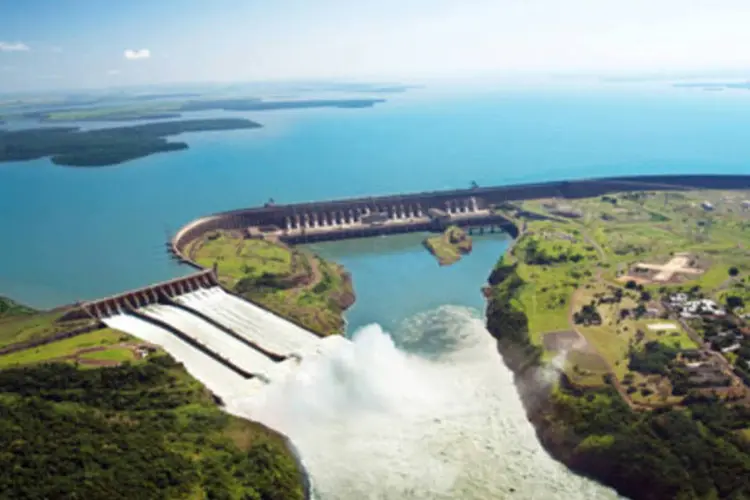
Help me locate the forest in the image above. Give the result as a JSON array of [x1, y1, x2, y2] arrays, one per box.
[[0, 118, 260, 166], [0, 356, 304, 499]]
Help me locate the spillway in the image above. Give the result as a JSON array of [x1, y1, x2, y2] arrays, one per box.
[[174, 287, 321, 357], [103, 313, 262, 397], [139, 303, 279, 380]]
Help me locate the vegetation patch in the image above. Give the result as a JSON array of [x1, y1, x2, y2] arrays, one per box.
[[487, 188, 750, 499], [0, 296, 34, 318], [0, 356, 304, 499], [0, 328, 134, 368], [423, 225, 472, 266], [192, 231, 354, 336], [0, 119, 261, 167], [0, 308, 94, 351]]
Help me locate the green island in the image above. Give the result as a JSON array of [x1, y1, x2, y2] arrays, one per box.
[[423, 225, 473, 266], [486, 189, 750, 499], [3, 97, 386, 123], [186, 230, 355, 336], [0, 298, 305, 499], [0, 118, 260, 167]]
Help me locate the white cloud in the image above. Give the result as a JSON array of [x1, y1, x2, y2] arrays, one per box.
[[124, 49, 150, 60], [0, 42, 30, 52], [107, 69, 121, 76]]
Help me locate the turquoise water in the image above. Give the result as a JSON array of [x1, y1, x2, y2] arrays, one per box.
[[308, 232, 511, 333], [3, 86, 750, 307]]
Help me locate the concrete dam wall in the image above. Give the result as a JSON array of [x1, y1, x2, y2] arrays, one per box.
[[170, 174, 750, 261]]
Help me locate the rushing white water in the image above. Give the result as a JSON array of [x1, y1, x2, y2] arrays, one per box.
[[231, 305, 623, 500], [175, 287, 320, 357], [103, 313, 265, 397], [140, 303, 279, 378]]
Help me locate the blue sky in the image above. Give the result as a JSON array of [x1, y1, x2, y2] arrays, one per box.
[[2, 0, 750, 92]]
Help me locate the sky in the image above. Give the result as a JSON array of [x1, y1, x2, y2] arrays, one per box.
[[2, 0, 750, 92]]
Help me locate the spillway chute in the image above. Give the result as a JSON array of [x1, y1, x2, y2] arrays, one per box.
[[174, 286, 320, 358]]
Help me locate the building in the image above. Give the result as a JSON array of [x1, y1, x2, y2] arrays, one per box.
[[670, 293, 689, 305], [680, 299, 725, 318], [701, 201, 715, 211]]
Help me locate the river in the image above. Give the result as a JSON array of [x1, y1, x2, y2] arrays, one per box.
[[231, 233, 622, 499]]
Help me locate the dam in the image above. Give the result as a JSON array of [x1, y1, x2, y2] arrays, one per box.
[[64, 268, 338, 393], [169, 173, 750, 266], [52, 174, 750, 404]]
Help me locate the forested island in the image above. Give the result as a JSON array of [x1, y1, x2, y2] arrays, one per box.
[[486, 189, 750, 499], [0, 118, 260, 167], [4, 97, 386, 123]]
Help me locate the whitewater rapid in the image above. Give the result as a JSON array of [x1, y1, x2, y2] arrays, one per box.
[[226, 305, 622, 500]]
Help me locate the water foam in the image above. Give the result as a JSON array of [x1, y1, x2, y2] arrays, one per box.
[[230, 306, 622, 500]]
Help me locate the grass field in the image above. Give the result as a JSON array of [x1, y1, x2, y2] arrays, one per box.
[[194, 233, 295, 287], [79, 347, 136, 363], [0, 328, 135, 368], [511, 226, 596, 341], [0, 310, 93, 349], [192, 231, 353, 335]]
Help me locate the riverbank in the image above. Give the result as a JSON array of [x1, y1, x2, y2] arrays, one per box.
[[484, 188, 750, 499]]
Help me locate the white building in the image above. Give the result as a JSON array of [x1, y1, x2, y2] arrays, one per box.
[[670, 293, 689, 305], [680, 299, 725, 318]]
